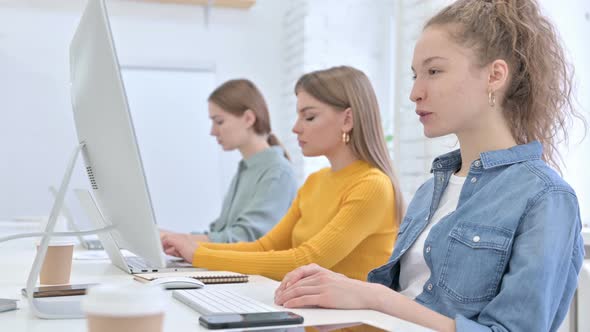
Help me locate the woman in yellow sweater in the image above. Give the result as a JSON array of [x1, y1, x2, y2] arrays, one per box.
[[162, 66, 404, 281]]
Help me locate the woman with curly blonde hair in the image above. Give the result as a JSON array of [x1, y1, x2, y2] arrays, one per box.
[[275, 1, 586, 331]]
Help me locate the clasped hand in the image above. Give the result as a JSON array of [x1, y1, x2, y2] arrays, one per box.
[[274, 263, 376, 310]]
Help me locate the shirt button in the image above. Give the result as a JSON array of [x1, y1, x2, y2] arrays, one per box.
[[425, 246, 431, 253], [425, 216, 428, 221], [473, 235, 481, 242], [427, 283, 433, 291], [474, 160, 481, 167], [470, 177, 477, 183]]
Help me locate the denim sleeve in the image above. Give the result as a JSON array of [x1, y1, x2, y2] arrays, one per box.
[[207, 168, 297, 243], [455, 189, 584, 332]]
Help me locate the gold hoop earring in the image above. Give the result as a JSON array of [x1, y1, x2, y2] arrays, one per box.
[[341, 132, 350, 144], [488, 91, 496, 107]]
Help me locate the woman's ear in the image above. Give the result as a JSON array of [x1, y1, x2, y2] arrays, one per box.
[[242, 109, 257, 128], [488, 59, 509, 93], [342, 107, 354, 132]]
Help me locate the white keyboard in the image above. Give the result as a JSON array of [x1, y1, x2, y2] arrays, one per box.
[[172, 288, 280, 315]]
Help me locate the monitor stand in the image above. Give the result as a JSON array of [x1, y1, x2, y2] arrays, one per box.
[[24, 143, 114, 319], [24, 143, 85, 318]]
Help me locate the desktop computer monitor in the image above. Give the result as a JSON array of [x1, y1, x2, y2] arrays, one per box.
[[69, 0, 165, 267]]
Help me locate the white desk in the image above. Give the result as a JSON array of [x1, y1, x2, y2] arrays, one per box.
[[0, 221, 430, 332]]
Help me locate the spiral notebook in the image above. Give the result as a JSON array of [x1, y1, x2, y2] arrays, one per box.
[[133, 271, 249, 284]]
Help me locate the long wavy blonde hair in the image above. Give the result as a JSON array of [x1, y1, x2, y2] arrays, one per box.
[[426, 0, 586, 173], [295, 66, 404, 222]]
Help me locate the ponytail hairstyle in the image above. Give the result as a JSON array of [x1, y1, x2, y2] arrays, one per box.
[[295, 66, 405, 223], [426, 0, 586, 173], [208, 79, 290, 160]]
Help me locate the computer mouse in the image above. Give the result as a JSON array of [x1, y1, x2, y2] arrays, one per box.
[[148, 277, 205, 289]]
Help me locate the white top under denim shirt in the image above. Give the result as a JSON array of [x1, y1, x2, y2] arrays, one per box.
[[196, 146, 297, 243], [368, 141, 585, 332], [399, 174, 465, 299]]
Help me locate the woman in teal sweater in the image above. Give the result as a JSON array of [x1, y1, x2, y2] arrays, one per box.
[[162, 79, 297, 243]]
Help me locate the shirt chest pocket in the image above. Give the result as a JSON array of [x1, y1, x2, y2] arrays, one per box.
[[438, 222, 514, 303]]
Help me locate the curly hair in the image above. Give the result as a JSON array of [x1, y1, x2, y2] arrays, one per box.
[[425, 0, 586, 172]]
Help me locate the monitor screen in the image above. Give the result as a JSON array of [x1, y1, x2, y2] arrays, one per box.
[[69, 0, 165, 267]]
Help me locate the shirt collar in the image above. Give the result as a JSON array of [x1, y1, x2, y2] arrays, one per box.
[[430, 141, 543, 173], [242, 146, 283, 169]]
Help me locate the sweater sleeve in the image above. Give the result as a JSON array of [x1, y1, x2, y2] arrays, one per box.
[[206, 168, 297, 243], [196, 190, 302, 253], [192, 175, 393, 281]]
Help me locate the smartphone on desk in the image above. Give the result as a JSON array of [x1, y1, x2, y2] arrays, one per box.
[[199, 312, 304, 329], [21, 283, 97, 298]]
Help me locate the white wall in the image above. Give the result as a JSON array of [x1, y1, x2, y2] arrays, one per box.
[[121, 68, 219, 233], [0, 0, 289, 232]]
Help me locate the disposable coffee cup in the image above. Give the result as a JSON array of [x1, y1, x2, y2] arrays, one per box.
[[36, 215, 77, 285], [36, 239, 75, 285], [82, 283, 167, 332]]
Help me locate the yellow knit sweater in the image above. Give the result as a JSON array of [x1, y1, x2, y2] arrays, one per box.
[[192, 160, 398, 281]]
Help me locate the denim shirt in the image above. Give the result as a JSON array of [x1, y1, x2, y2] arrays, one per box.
[[368, 141, 585, 332]]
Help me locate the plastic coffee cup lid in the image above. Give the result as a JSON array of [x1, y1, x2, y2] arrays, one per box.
[[82, 283, 168, 316]]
